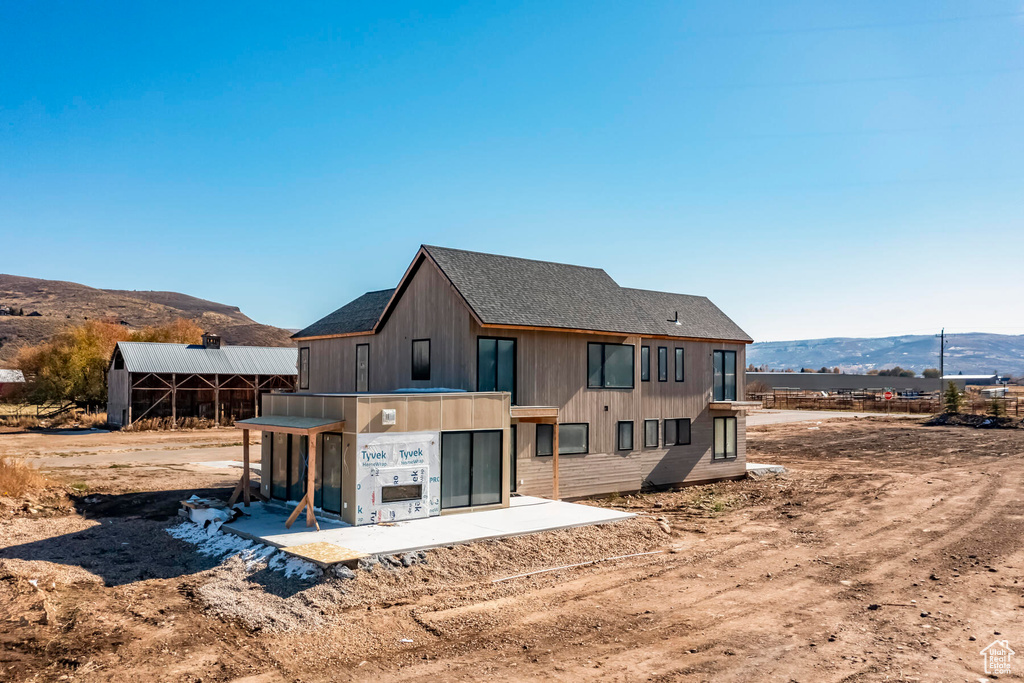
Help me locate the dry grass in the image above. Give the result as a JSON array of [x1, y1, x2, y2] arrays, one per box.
[[0, 457, 48, 497], [125, 416, 232, 431], [0, 415, 40, 429]]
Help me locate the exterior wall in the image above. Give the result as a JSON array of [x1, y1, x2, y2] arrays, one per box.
[[298, 260, 749, 499], [106, 367, 131, 426]]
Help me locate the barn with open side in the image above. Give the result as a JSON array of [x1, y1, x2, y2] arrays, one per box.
[[106, 334, 297, 428]]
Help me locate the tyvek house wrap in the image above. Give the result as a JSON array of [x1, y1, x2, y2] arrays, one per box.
[[355, 431, 440, 525]]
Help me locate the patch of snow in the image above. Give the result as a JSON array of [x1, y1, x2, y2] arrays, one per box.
[[167, 522, 320, 579]]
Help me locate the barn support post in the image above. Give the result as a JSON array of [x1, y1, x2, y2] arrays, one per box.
[[254, 374, 260, 418], [214, 374, 220, 426], [171, 373, 177, 428]]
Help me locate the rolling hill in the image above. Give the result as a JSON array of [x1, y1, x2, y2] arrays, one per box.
[[0, 274, 295, 364], [748, 333, 1024, 377]]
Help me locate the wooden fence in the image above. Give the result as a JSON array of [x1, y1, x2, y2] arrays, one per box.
[[750, 391, 1021, 417]]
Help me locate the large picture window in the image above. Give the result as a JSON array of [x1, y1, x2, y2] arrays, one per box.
[[412, 339, 431, 381], [298, 347, 310, 390], [713, 350, 737, 401], [640, 346, 650, 382], [588, 343, 634, 389], [536, 423, 589, 456], [714, 417, 738, 459], [657, 346, 668, 382], [664, 418, 691, 446]]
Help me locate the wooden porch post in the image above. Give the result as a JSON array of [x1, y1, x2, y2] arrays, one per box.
[[552, 420, 559, 501], [306, 435, 318, 529], [242, 428, 250, 506]]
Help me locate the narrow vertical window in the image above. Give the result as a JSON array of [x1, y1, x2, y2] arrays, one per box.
[[713, 350, 737, 400], [355, 343, 369, 392], [412, 339, 430, 381], [657, 346, 668, 382], [644, 419, 658, 448], [640, 346, 650, 382], [298, 347, 310, 390], [617, 421, 634, 451], [675, 348, 684, 382]]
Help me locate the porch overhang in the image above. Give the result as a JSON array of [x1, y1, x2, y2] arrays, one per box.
[[235, 415, 345, 435], [709, 401, 761, 412], [510, 405, 559, 421]]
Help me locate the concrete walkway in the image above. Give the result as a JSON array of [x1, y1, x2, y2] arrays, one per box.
[[747, 409, 919, 426], [223, 496, 634, 560]]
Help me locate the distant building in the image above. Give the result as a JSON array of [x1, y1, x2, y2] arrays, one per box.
[[942, 374, 1004, 386], [747, 372, 962, 395], [106, 334, 298, 428], [0, 369, 25, 398]]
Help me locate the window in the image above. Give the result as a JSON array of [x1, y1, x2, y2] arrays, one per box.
[[664, 418, 692, 446], [644, 419, 659, 448], [298, 347, 310, 390], [714, 417, 738, 459], [617, 421, 634, 451], [355, 343, 369, 392], [381, 484, 422, 503], [640, 346, 650, 382], [477, 337, 516, 402], [412, 339, 431, 381], [657, 346, 668, 382], [713, 350, 737, 401], [441, 430, 502, 508], [675, 348, 684, 382], [588, 343, 634, 389], [536, 423, 589, 456]]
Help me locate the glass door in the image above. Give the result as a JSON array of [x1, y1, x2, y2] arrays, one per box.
[[441, 430, 503, 509], [478, 337, 516, 404]]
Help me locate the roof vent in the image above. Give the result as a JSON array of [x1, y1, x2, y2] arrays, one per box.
[[202, 333, 221, 349]]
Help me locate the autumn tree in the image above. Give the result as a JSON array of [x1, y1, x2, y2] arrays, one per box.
[[922, 368, 941, 379]]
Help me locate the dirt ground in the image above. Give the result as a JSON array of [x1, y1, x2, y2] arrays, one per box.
[[2, 417, 1023, 682]]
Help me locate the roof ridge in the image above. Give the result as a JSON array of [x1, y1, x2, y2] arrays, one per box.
[[422, 245, 612, 275], [622, 286, 708, 300]]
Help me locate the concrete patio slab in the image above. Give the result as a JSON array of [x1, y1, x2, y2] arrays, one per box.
[[222, 495, 634, 563]]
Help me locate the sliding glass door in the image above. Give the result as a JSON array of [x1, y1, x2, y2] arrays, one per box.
[[713, 350, 737, 401], [478, 337, 516, 404], [441, 430, 503, 509]]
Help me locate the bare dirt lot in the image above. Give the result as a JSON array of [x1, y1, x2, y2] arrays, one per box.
[[2, 417, 1023, 682]]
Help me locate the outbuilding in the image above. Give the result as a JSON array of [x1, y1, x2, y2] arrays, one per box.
[[106, 333, 298, 428]]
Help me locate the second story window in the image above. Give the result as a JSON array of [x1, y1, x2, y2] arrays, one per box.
[[412, 339, 431, 381], [299, 347, 310, 390], [640, 346, 650, 382], [657, 346, 668, 382], [355, 343, 369, 392], [587, 342, 634, 389], [675, 348, 685, 382], [713, 350, 737, 401]]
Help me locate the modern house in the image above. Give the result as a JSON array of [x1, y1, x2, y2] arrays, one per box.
[[106, 334, 297, 427], [253, 245, 752, 528]]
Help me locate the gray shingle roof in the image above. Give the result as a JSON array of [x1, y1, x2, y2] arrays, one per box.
[[294, 247, 751, 342], [292, 289, 395, 339], [115, 342, 298, 375]]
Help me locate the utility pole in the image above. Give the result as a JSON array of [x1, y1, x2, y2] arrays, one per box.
[[936, 328, 945, 394]]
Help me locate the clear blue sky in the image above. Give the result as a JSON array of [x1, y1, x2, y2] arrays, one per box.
[[2, 2, 1022, 341]]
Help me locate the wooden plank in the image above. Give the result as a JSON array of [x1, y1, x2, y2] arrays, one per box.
[[242, 428, 250, 507], [306, 435, 318, 529], [552, 419, 559, 501], [285, 498, 307, 528]]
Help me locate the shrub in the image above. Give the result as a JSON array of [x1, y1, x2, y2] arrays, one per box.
[[0, 457, 47, 497], [943, 381, 963, 414], [987, 399, 1005, 418]]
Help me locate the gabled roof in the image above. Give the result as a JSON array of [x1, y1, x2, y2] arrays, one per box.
[[293, 246, 751, 342], [114, 342, 298, 375], [292, 289, 395, 339]]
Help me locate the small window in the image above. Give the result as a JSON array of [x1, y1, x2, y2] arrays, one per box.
[[536, 423, 553, 457], [355, 343, 369, 392], [412, 339, 430, 381], [657, 346, 668, 382], [640, 346, 650, 382], [644, 419, 658, 448], [588, 343, 635, 389], [714, 417, 738, 459], [536, 423, 589, 456], [664, 418, 691, 446], [381, 484, 422, 503], [299, 347, 310, 390], [617, 421, 634, 451], [675, 348, 684, 382]]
